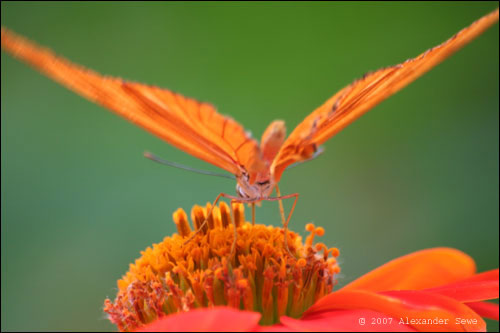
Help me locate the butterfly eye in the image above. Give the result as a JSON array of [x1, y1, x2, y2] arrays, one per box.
[[236, 185, 249, 199]]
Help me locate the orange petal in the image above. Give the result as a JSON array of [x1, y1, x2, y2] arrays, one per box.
[[305, 289, 485, 332], [423, 269, 499, 303], [455, 269, 499, 284], [254, 324, 299, 332], [137, 307, 261, 332], [465, 301, 499, 321], [281, 310, 416, 332], [342, 248, 476, 292]]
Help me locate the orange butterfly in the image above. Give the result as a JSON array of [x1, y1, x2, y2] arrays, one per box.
[[2, 9, 498, 252]]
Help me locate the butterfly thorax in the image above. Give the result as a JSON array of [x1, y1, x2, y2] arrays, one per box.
[[235, 120, 287, 200]]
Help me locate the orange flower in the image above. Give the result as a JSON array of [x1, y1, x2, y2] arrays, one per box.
[[104, 203, 498, 332]]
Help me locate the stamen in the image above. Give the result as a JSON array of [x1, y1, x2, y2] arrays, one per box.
[[330, 247, 340, 258], [104, 202, 340, 330], [191, 205, 208, 234], [305, 223, 317, 248], [315, 226, 325, 236], [297, 258, 307, 268], [211, 205, 222, 229], [173, 208, 191, 237], [315, 242, 330, 259], [205, 202, 215, 229], [232, 202, 245, 228], [219, 201, 231, 228]]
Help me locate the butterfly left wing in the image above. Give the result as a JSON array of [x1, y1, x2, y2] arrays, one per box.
[[271, 8, 499, 182], [1, 27, 266, 179]]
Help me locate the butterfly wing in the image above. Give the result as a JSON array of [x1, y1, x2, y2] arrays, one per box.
[[271, 8, 499, 182], [1, 27, 263, 178]]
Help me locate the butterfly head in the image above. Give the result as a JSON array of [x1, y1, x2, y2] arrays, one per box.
[[236, 170, 275, 200]]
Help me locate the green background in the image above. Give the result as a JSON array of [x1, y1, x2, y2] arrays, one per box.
[[2, 2, 498, 331]]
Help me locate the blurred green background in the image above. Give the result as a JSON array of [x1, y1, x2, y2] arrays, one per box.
[[1, 2, 498, 331]]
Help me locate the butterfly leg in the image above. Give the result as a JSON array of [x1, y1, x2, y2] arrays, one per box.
[[183, 192, 255, 258], [229, 199, 241, 257], [251, 202, 256, 225], [183, 192, 226, 245], [269, 185, 299, 258], [225, 196, 260, 257], [222, 195, 258, 257]]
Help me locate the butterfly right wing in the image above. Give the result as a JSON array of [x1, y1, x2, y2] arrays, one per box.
[[271, 8, 499, 182], [1, 27, 263, 177]]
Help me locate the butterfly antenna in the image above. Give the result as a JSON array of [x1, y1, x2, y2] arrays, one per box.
[[144, 151, 236, 180]]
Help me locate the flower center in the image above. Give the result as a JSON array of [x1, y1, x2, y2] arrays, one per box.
[[104, 202, 340, 331]]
